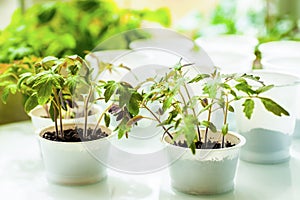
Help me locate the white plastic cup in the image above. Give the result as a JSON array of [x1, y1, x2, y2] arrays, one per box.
[[259, 40, 300, 58], [235, 70, 299, 164], [195, 35, 258, 56], [206, 51, 256, 73], [261, 56, 300, 138]]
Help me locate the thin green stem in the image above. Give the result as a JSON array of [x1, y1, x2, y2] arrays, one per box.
[[84, 87, 93, 138], [204, 101, 213, 148], [92, 103, 114, 136], [143, 103, 173, 140], [53, 89, 63, 138], [222, 94, 229, 148], [182, 83, 201, 143]]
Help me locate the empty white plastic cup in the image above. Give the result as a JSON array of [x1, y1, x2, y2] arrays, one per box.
[[195, 35, 258, 55], [259, 40, 300, 58], [261, 56, 300, 138], [235, 70, 299, 164]]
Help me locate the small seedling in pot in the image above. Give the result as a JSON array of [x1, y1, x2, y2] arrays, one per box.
[[115, 60, 289, 153]]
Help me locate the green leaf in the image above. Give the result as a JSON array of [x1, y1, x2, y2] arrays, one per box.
[[49, 102, 55, 122], [17, 72, 32, 89], [1, 84, 17, 104], [235, 82, 255, 95], [230, 89, 237, 98], [65, 75, 79, 94], [189, 74, 210, 83], [24, 94, 39, 113], [189, 142, 196, 155], [165, 110, 178, 124], [128, 92, 142, 116], [174, 118, 181, 129], [37, 80, 53, 105], [203, 80, 219, 99], [228, 105, 235, 112], [201, 120, 217, 132], [104, 81, 117, 102], [260, 97, 289, 117], [242, 99, 255, 119], [242, 74, 261, 82], [162, 96, 173, 111], [222, 123, 228, 136], [256, 85, 274, 94], [209, 122, 217, 133], [104, 113, 110, 127]]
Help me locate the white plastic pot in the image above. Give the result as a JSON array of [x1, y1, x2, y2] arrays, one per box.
[[164, 130, 245, 195], [235, 71, 299, 164], [206, 51, 256, 73], [261, 56, 300, 138], [29, 103, 102, 131], [38, 123, 112, 185], [259, 40, 300, 58], [195, 35, 258, 56]]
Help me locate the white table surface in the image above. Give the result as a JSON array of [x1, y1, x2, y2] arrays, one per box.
[[1, 121, 300, 200]]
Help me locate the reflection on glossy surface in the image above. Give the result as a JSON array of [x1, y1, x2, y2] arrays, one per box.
[[1, 121, 300, 199]]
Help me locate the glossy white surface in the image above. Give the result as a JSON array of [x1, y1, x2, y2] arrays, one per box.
[[1, 121, 300, 199]]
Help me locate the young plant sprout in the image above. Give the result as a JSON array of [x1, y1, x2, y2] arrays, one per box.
[[115, 61, 289, 154], [15, 55, 92, 138]]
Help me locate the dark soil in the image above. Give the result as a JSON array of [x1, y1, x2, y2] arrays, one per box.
[[42, 127, 109, 142], [174, 140, 235, 149]]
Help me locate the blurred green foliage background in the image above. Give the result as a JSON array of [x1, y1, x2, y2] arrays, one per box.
[[0, 0, 170, 63]]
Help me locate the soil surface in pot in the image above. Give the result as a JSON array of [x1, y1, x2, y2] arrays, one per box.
[[174, 140, 235, 149], [42, 127, 109, 142]]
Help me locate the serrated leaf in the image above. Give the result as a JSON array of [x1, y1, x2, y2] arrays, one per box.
[[260, 97, 289, 117], [242, 99, 254, 119]]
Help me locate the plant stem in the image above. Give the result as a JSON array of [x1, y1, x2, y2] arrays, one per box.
[[92, 103, 114, 136], [53, 105, 59, 138], [43, 104, 50, 118], [222, 94, 229, 148], [178, 91, 188, 115], [53, 89, 63, 138], [84, 87, 93, 138], [143, 103, 173, 140], [182, 83, 201, 143], [204, 101, 213, 148]]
